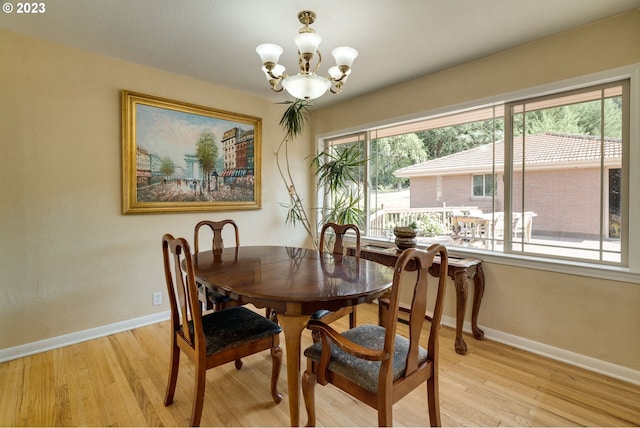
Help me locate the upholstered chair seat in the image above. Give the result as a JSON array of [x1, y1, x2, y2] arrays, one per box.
[[304, 324, 428, 393], [187, 307, 282, 356]]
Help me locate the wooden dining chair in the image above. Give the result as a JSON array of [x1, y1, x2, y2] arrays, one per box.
[[162, 234, 283, 427], [194, 219, 241, 311], [311, 222, 361, 335], [302, 244, 448, 427]]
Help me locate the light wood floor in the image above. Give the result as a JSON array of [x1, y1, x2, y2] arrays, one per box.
[[1, 303, 638, 426]]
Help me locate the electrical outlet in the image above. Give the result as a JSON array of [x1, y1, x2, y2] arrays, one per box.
[[153, 292, 162, 306]]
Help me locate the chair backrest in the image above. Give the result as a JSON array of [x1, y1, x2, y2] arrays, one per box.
[[194, 219, 240, 254], [319, 222, 361, 256], [162, 234, 204, 352], [381, 244, 448, 384], [491, 212, 505, 239]]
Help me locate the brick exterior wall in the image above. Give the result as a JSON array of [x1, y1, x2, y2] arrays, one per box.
[[409, 167, 608, 238]]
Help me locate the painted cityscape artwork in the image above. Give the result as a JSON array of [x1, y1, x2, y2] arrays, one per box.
[[122, 91, 261, 214]]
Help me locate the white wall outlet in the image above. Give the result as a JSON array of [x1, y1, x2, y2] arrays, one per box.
[[153, 292, 162, 306]]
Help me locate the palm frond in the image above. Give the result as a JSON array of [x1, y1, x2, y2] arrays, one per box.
[[313, 145, 366, 193], [278, 99, 312, 139]]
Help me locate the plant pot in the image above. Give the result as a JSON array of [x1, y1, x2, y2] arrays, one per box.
[[393, 226, 418, 250]]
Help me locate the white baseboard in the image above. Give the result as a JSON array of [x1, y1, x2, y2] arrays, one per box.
[[0, 311, 171, 363], [1, 311, 638, 387], [441, 314, 640, 386]]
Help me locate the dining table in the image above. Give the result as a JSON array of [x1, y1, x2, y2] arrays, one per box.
[[191, 245, 394, 426]]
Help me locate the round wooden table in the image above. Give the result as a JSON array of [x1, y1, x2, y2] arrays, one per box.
[[192, 245, 393, 426]]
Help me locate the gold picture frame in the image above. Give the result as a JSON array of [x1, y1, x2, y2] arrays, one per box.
[[121, 90, 261, 214]]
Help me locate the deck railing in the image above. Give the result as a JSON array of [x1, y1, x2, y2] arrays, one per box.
[[368, 206, 479, 238]]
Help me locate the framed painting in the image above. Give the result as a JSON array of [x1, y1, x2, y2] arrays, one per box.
[[121, 90, 261, 214]]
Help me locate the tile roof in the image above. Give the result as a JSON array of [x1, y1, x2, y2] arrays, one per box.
[[395, 133, 622, 177]]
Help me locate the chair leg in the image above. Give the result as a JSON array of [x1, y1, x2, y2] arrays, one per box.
[[377, 407, 393, 427], [190, 359, 206, 427], [427, 375, 441, 427], [197, 285, 213, 311], [349, 307, 357, 329], [377, 390, 393, 427], [164, 339, 180, 406], [270, 343, 283, 404], [302, 369, 317, 427], [268, 308, 279, 324], [234, 359, 243, 370]]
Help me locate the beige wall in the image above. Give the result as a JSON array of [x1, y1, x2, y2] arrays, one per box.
[[0, 30, 312, 349], [2, 9, 639, 380], [313, 10, 640, 374]]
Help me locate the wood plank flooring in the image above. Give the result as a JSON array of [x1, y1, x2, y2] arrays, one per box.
[[1, 303, 638, 426]]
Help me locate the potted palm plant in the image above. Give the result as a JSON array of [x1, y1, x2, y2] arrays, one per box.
[[276, 99, 365, 248]]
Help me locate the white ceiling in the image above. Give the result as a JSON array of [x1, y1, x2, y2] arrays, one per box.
[[2, 0, 639, 107]]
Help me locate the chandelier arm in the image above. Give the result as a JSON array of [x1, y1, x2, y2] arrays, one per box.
[[310, 50, 322, 74], [266, 69, 284, 80], [330, 82, 345, 94], [330, 72, 348, 83]]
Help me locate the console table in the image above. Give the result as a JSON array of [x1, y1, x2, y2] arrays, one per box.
[[346, 245, 485, 355]]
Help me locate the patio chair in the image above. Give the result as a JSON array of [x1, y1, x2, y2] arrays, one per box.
[[513, 211, 537, 242]]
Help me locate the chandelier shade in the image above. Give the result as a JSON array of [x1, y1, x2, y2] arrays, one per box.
[[331, 47, 358, 68], [256, 43, 283, 65], [256, 10, 357, 100], [294, 33, 322, 56], [282, 73, 332, 100]]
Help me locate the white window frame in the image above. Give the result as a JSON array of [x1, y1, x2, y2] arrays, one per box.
[[316, 64, 640, 283], [472, 173, 496, 198]]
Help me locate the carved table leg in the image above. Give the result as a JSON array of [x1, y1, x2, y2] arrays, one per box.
[[452, 269, 469, 355], [471, 264, 485, 340], [277, 313, 312, 427]]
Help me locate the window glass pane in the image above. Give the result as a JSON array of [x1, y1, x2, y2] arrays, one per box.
[[323, 134, 367, 228], [473, 175, 484, 196], [485, 174, 496, 196], [367, 106, 504, 246], [505, 83, 625, 263]]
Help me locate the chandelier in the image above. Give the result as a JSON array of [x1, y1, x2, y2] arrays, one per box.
[[256, 10, 358, 100]]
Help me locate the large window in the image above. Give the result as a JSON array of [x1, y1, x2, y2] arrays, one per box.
[[321, 77, 630, 267], [504, 81, 628, 263]]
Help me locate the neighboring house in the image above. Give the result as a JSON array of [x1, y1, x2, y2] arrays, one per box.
[[395, 133, 622, 239]]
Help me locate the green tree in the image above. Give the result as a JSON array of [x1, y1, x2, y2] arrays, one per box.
[[416, 119, 502, 160], [371, 133, 428, 190], [196, 130, 218, 191], [514, 97, 622, 138], [160, 157, 175, 179], [575, 98, 622, 138], [520, 106, 583, 136]]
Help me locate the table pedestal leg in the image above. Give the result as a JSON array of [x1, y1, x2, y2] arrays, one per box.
[[277, 314, 311, 427]]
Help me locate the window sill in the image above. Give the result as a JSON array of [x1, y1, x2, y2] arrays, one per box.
[[361, 236, 640, 285]]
